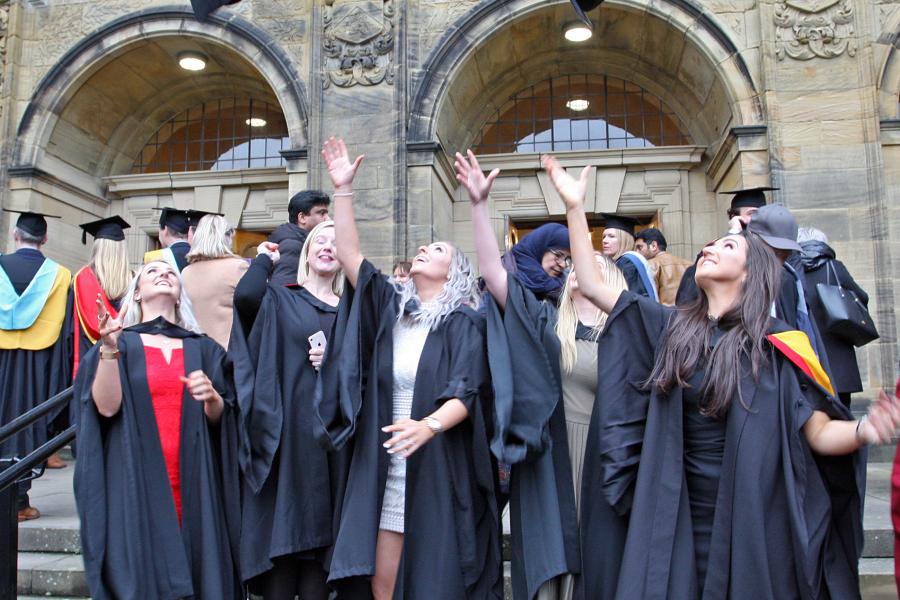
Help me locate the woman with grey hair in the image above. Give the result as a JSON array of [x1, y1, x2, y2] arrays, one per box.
[[316, 137, 501, 599], [798, 226, 872, 407], [73, 260, 242, 599]]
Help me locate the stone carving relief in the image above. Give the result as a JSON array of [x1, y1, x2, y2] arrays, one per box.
[[0, 1, 7, 122], [774, 0, 858, 60], [322, 0, 395, 88]]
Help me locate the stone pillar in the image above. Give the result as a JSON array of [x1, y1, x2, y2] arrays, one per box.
[[759, 0, 896, 391], [309, 0, 405, 269]]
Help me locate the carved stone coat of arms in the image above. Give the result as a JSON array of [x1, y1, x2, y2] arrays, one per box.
[[323, 0, 395, 88], [774, 0, 857, 60]]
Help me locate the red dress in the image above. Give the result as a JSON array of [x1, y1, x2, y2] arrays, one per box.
[[145, 346, 185, 522], [890, 376, 900, 595]]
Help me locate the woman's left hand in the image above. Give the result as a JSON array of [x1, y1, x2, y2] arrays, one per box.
[[181, 370, 221, 404], [382, 419, 435, 459], [860, 389, 900, 445]]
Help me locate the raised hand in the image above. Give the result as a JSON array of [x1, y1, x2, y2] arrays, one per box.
[[321, 136, 364, 191], [860, 389, 900, 445], [256, 241, 280, 264], [97, 294, 123, 351], [454, 150, 500, 206], [542, 155, 592, 211]]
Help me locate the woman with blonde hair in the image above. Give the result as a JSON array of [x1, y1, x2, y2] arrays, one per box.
[[456, 150, 628, 600], [316, 137, 500, 599], [230, 219, 344, 599], [599, 213, 657, 301], [181, 214, 249, 349], [74, 260, 241, 599]]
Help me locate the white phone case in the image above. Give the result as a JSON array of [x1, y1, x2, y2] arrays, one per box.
[[308, 330, 327, 349]]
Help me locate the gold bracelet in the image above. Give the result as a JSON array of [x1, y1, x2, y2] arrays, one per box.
[[332, 191, 354, 197], [99, 347, 120, 360]]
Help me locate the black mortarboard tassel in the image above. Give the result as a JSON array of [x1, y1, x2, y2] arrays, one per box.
[[190, 0, 241, 21], [571, 0, 604, 26], [156, 207, 190, 235], [187, 210, 223, 229], [3, 209, 61, 238], [600, 213, 638, 237], [721, 186, 778, 210], [80, 215, 131, 245]]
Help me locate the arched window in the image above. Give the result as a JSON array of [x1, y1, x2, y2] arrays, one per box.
[[473, 75, 690, 154], [132, 98, 290, 173]]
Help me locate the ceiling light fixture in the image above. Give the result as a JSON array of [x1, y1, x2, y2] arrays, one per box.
[[563, 22, 593, 42], [246, 117, 267, 127], [566, 99, 590, 111], [177, 51, 208, 71]]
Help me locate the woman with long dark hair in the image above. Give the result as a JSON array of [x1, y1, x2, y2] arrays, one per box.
[[543, 155, 899, 599], [74, 260, 241, 599], [316, 137, 501, 599], [230, 220, 344, 599], [457, 150, 627, 600]]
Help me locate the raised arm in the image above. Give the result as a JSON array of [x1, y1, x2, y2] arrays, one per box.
[[322, 137, 365, 288], [454, 150, 507, 308], [92, 296, 123, 417], [542, 155, 622, 314]]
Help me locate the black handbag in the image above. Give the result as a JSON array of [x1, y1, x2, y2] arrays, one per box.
[[815, 261, 878, 347]]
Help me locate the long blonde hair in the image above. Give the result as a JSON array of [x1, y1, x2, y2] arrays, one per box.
[[90, 238, 131, 301], [556, 254, 628, 373], [186, 215, 237, 262], [118, 261, 202, 333], [297, 221, 345, 296], [606, 228, 635, 260]]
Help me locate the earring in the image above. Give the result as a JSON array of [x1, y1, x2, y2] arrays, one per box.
[[135, 296, 142, 303]]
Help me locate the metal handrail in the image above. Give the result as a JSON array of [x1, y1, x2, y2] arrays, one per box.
[[0, 387, 72, 447], [0, 425, 77, 493]]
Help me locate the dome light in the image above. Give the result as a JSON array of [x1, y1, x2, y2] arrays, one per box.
[[177, 51, 207, 71], [566, 99, 590, 111], [563, 23, 593, 42], [246, 118, 267, 127]]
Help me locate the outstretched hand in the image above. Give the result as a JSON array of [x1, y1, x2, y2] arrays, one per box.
[[322, 136, 364, 190], [97, 295, 122, 351], [454, 150, 500, 206], [541, 155, 592, 211]]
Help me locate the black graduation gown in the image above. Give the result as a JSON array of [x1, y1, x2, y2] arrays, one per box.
[[170, 241, 191, 272], [73, 319, 242, 600], [615, 255, 652, 298], [0, 251, 72, 461], [485, 275, 625, 600], [597, 292, 864, 600], [268, 223, 308, 287], [314, 260, 502, 599], [230, 284, 338, 581]]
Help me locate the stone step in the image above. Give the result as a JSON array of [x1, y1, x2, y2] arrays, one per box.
[[18, 516, 80, 554], [860, 558, 896, 600], [863, 462, 893, 559], [17, 552, 88, 598]]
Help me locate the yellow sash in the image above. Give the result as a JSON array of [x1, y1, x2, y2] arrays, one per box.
[[0, 266, 72, 350]]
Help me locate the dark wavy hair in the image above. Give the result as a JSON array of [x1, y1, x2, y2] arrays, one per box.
[[646, 231, 781, 418]]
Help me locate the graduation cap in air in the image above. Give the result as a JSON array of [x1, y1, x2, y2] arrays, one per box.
[[600, 213, 638, 237], [3, 209, 61, 238], [80, 215, 130, 245], [190, 0, 241, 21], [571, 0, 604, 26], [721, 186, 778, 210], [187, 209, 223, 229], [155, 207, 190, 235]]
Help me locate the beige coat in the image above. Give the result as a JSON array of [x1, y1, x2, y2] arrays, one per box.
[[181, 257, 249, 349], [650, 251, 692, 306]]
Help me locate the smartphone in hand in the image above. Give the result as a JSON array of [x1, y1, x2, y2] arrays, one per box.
[[308, 330, 327, 349]]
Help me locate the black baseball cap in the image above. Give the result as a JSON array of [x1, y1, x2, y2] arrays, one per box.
[[3, 209, 61, 237], [80, 216, 130, 244]]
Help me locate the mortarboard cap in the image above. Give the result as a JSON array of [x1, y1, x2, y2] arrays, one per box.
[[156, 207, 190, 235], [3, 209, 61, 238], [187, 209, 223, 229], [570, 0, 603, 26], [600, 213, 638, 237], [721, 186, 778, 210], [79, 215, 130, 245]]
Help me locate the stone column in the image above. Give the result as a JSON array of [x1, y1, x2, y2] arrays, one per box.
[[758, 0, 896, 391], [309, 0, 405, 269]]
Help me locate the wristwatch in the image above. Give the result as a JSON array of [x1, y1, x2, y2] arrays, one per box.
[[423, 416, 444, 435]]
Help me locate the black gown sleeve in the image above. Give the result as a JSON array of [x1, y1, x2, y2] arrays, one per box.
[[597, 292, 673, 515], [485, 274, 559, 464], [232, 254, 274, 332], [616, 257, 649, 297]]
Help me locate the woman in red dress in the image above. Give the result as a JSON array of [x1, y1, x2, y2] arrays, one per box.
[[73, 259, 242, 599]]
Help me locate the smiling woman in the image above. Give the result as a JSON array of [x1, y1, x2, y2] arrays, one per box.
[[314, 137, 501, 600]]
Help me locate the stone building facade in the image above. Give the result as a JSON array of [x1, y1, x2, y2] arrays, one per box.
[[0, 0, 896, 392]]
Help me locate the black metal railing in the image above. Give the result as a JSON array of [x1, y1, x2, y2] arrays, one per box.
[[0, 387, 74, 599]]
